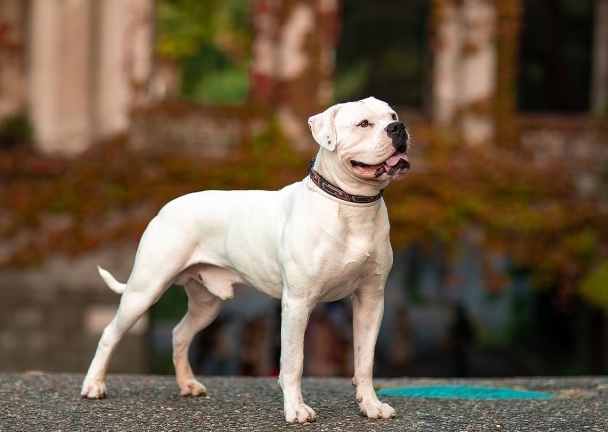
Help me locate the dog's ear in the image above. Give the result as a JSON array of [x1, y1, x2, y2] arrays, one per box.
[[308, 105, 341, 151]]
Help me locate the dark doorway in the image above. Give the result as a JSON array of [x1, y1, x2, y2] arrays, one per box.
[[518, 0, 595, 113], [335, 0, 430, 108]]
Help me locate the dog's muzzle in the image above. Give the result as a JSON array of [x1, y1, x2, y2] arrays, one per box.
[[385, 121, 409, 153], [386, 158, 410, 176]]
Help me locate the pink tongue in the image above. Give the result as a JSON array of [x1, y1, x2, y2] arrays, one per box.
[[385, 153, 408, 167]]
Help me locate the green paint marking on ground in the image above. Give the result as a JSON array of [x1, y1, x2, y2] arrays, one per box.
[[377, 386, 553, 399]]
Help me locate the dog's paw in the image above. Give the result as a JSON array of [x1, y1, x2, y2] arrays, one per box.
[[178, 378, 207, 397], [81, 380, 107, 399], [284, 403, 317, 423], [359, 399, 396, 419]]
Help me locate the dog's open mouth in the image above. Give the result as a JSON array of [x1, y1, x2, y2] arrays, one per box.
[[350, 152, 410, 178]]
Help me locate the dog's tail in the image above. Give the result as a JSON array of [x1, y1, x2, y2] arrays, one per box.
[[97, 266, 126, 295]]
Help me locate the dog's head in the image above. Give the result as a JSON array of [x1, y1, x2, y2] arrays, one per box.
[[308, 97, 410, 186]]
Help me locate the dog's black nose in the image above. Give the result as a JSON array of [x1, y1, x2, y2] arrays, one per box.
[[385, 121, 409, 151], [385, 121, 408, 138], [385, 121, 401, 134]]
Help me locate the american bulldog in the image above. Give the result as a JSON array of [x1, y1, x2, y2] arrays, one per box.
[[81, 96, 410, 423]]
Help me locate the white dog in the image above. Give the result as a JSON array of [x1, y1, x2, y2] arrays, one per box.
[[81, 97, 410, 423]]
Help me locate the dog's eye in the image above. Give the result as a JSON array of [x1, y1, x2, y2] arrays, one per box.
[[391, 113, 397, 120], [357, 120, 370, 128]]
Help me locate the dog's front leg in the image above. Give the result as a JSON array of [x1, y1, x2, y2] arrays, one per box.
[[278, 293, 316, 423], [352, 287, 396, 419]]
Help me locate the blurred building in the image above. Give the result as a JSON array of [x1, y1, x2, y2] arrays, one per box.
[[1, 0, 608, 376], [0, 0, 337, 154], [2, 0, 608, 152], [0, 0, 340, 374]]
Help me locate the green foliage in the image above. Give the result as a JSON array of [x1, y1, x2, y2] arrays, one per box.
[[153, 285, 188, 320], [580, 261, 608, 312], [251, 117, 287, 154], [105, 183, 127, 204], [156, 0, 219, 60], [0, 112, 33, 149], [333, 62, 368, 103], [156, 0, 252, 104], [189, 66, 249, 104], [49, 189, 78, 213]]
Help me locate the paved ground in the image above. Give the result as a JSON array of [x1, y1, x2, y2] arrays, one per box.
[[0, 373, 607, 431]]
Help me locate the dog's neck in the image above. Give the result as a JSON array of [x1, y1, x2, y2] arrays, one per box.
[[312, 148, 390, 199]]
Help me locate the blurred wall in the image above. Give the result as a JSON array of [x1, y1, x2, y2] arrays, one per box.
[[0, 248, 149, 373]]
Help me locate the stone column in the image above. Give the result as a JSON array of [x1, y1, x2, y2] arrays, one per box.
[[95, 0, 131, 138], [432, 0, 497, 147], [432, 1, 460, 127], [95, 0, 154, 139], [29, 0, 62, 151], [250, 0, 278, 104], [250, 0, 338, 150], [29, 0, 154, 153], [591, 0, 608, 114], [57, 0, 94, 152], [29, 0, 92, 153]]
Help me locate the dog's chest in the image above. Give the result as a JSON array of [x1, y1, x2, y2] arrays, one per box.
[[308, 222, 384, 287], [338, 233, 377, 265], [278, 184, 391, 299], [331, 207, 383, 264], [310, 234, 381, 302]]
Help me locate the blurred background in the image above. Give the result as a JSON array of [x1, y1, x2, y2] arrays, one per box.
[[1, 0, 608, 379]]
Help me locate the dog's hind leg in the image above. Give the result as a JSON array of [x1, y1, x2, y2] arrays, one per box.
[[172, 280, 222, 397], [81, 277, 169, 399]]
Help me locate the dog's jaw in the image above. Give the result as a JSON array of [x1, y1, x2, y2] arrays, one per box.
[[314, 148, 392, 198]]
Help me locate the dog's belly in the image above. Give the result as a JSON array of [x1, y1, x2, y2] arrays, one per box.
[[175, 264, 242, 300]]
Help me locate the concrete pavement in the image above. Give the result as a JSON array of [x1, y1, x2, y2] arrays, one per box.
[[0, 373, 607, 431]]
